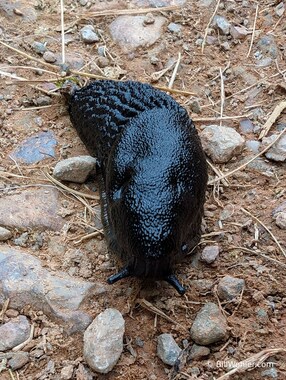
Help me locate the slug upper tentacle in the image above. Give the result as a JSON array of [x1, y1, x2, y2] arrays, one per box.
[[68, 80, 208, 295]]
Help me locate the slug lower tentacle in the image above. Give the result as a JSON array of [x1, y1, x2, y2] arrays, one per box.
[[68, 80, 208, 295]]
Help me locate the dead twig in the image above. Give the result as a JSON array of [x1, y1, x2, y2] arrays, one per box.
[[136, 299, 188, 332], [259, 100, 286, 139], [201, 0, 221, 54], [216, 348, 286, 380], [60, 0, 65, 64], [0, 299, 10, 322], [193, 114, 252, 122], [219, 67, 225, 126], [168, 52, 181, 89], [241, 207, 286, 258], [246, 3, 259, 58]]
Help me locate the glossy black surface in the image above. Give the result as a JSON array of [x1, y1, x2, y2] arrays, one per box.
[[68, 80, 208, 294]]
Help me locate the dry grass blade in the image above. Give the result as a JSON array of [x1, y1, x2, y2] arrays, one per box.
[[208, 127, 286, 185], [60, 0, 66, 64], [219, 67, 225, 126], [137, 298, 188, 332], [230, 246, 286, 268], [44, 171, 99, 200], [79, 5, 180, 19], [259, 100, 286, 139], [201, 0, 221, 54], [193, 114, 252, 121], [168, 52, 181, 89], [154, 85, 196, 96], [246, 3, 259, 58], [241, 208, 286, 257], [216, 348, 286, 380], [207, 159, 229, 187], [72, 230, 103, 244], [0, 299, 10, 322], [0, 170, 29, 179]]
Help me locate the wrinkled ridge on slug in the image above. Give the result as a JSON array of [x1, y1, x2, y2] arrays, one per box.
[[68, 80, 208, 295]]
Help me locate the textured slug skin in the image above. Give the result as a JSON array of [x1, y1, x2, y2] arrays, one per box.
[[68, 80, 208, 291]]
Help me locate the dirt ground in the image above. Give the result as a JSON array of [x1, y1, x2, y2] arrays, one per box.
[[0, 0, 286, 379]]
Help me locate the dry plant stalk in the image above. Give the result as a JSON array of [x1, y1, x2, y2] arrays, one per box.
[[137, 298, 188, 332], [201, 0, 221, 54], [216, 348, 286, 380], [259, 100, 286, 139], [168, 52, 181, 89], [241, 207, 286, 257], [12, 324, 35, 352], [246, 3, 259, 58], [79, 5, 180, 19]]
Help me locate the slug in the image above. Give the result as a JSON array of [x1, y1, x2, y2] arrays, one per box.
[[68, 80, 208, 295]]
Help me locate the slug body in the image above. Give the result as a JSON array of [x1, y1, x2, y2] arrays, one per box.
[[68, 80, 208, 294]]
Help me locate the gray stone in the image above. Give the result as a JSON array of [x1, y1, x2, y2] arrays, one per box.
[[275, 212, 286, 229], [212, 15, 231, 35], [230, 25, 248, 40], [257, 36, 278, 59], [190, 303, 229, 345], [200, 125, 245, 163], [275, 2, 285, 17], [32, 41, 47, 55], [60, 364, 74, 379], [0, 188, 65, 231], [43, 51, 57, 63], [245, 140, 261, 153], [167, 22, 181, 34], [109, 15, 166, 52], [14, 232, 29, 247], [157, 333, 182, 366], [257, 57, 273, 67], [262, 133, 286, 162], [233, 66, 258, 85], [261, 367, 278, 378], [0, 226, 12, 241], [189, 344, 210, 360], [53, 156, 97, 183], [0, 316, 31, 351], [239, 119, 254, 134], [10, 131, 57, 164], [200, 245, 220, 264], [198, 0, 214, 5], [0, 246, 107, 333], [191, 279, 213, 293], [189, 99, 201, 114], [217, 276, 245, 301], [80, 25, 100, 44], [84, 308, 125, 374], [8, 352, 29, 370], [272, 201, 286, 217]]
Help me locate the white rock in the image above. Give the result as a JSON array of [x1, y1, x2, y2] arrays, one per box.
[[0, 226, 12, 241], [84, 308, 125, 374], [157, 333, 181, 366], [200, 125, 245, 163], [262, 133, 286, 162], [109, 15, 166, 52], [53, 156, 97, 183], [275, 212, 286, 229]]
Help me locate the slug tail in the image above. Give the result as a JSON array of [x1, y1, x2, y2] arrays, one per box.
[[107, 266, 131, 284], [165, 274, 186, 295]]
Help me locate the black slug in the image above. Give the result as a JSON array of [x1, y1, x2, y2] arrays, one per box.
[[68, 80, 208, 295]]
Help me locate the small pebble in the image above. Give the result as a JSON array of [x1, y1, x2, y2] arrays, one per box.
[[8, 352, 29, 370], [43, 51, 57, 63], [84, 308, 125, 374], [60, 364, 74, 379], [217, 276, 245, 301], [261, 367, 278, 378], [189, 344, 210, 360], [212, 15, 231, 35], [230, 25, 248, 40], [275, 212, 286, 229], [96, 56, 109, 68], [34, 96, 52, 106], [275, 2, 285, 17], [143, 12, 155, 25], [0, 316, 31, 351], [0, 226, 12, 241], [80, 25, 100, 43], [190, 303, 229, 345], [14, 232, 29, 247], [189, 99, 201, 114], [53, 156, 97, 183], [200, 245, 220, 264], [32, 41, 46, 55], [157, 333, 182, 366], [167, 22, 182, 34]]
